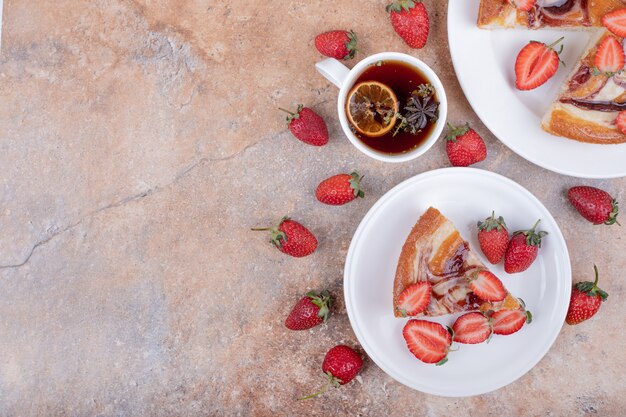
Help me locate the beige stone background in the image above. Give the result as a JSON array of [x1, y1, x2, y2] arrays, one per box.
[[1, 0, 625, 415]]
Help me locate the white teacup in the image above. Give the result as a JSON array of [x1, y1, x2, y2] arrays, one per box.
[[316, 52, 447, 163]]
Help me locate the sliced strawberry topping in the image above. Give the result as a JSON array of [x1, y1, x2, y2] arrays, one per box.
[[402, 320, 451, 365], [469, 270, 507, 302], [491, 308, 532, 335], [616, 111, 626, 135], [396, 282, 431, 317], [508, 0, 536, 11], [603, 8, 626, 38], [452, 312, 492, 344], [515, 37, 564, 91], [594, 36, 625, 74]]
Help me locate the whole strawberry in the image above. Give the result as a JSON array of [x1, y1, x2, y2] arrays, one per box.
[[568, 186, 619, 225], [252, 216, 317, 257], [279, 105, 329, 146], [299, 345, 363, 400], [566, 265, 608, 325], [477, 211, 509, 264], [285, 290, 333, 330], [315, 30, 358, 60], [445, 123, 487, 167], [504, 219, 548, 274], [316, 172, 364, 206], [386, 0, 429, 49]]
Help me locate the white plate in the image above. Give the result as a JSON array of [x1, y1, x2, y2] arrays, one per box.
[[344, 168, 571, 397], [447, 0, 626, 179]]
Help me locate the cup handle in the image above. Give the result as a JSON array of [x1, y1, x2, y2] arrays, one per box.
[[315, 58, 350, 89]]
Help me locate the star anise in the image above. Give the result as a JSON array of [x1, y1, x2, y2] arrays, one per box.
[[393, 88, 439, 136]]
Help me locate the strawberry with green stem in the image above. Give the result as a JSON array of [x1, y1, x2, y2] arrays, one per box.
[[279, 105, 329, 146], [315, 30, 358, 60], [566, 265, 609, 325], [252, 216, 317, 257], [504, 219, 548, 273], [386, 0, 430, 49], [285, 290, 333, 330], [299, 345, 363, 400]]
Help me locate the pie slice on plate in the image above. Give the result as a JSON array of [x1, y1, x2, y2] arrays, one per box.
[[393, 207, 521, 317], [477, 0, 625, 29], [542, 30, 626, 144]]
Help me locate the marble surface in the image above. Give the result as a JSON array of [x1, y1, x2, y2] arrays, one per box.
[[1, 0, 625, 415]]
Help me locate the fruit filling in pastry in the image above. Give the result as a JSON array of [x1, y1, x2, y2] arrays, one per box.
[[477, 0, 626, 29], [393, 207, 522, 317]]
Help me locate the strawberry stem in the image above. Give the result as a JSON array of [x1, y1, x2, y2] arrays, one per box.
[[251, 227, 271, 231], [529, 218, 541, 232], [547, 36, 565, 50], [298, 371, 342, 400], [278, 107, 296, 116], [592, 264, 599, 286], [298, 381, 331, 401]]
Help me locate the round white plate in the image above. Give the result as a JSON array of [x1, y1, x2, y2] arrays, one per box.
[[344, 168, 571, 397], [447, 0, 626, 179]]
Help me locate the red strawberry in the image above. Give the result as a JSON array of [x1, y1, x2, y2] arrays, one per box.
[[515, 37, 564, 90], [477, 211, 509, 264], [602, 8, 626, 38], [445, 123, 487, 167], [396, 282, 431, 317], [279, 105, 329, 146], [299, 345, 363, 400], [616, 110, 626, 135], [568, 186, 620, 225], [452, 312, 492, 344], [285, 290, 333, 330], [491, 306, 532, 335], [566, 265, 609, 325], [316, 172, 365, 206], [508, 0, 536, 11], [402, 320, 452, 365], [594, 35, 625, 74], [469, 270, 507, 302], [315, 30, 358, 60], [504, 219, 548, 274], [386, 0, 430, 49], [252, 216, 317, 257]]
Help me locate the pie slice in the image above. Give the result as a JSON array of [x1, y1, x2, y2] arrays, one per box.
[[393, 207, 521, 318], [542, 30, 626, 144], [477, 0, 625, 29]]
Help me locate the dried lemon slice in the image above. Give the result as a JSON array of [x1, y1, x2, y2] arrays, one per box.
[[346, 81, 398, 137]]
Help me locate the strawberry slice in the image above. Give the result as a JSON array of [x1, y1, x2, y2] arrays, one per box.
[[492, 308, 532, 335], [594, 36, 625, 74], [402, 320, 452, 365], [396, 282, 431, 317], [603, 8, 626, 38], [452, 312, 492, 344], [508, 0, 536, 11], [469, 270, 507, 302], [515, 37, 564, 91], [616, 111, 626, 135]]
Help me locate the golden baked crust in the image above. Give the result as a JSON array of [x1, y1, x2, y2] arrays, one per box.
[[542, 108, 626, 144], [393, 207, 520, 318], [393, 207, 445, 315]]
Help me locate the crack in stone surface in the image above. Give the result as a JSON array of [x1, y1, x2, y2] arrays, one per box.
[[0, 131, 282, 270]]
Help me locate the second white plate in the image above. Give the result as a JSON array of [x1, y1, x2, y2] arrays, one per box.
[[344, 168, 571, 397], [448, 0, 626, 179]]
